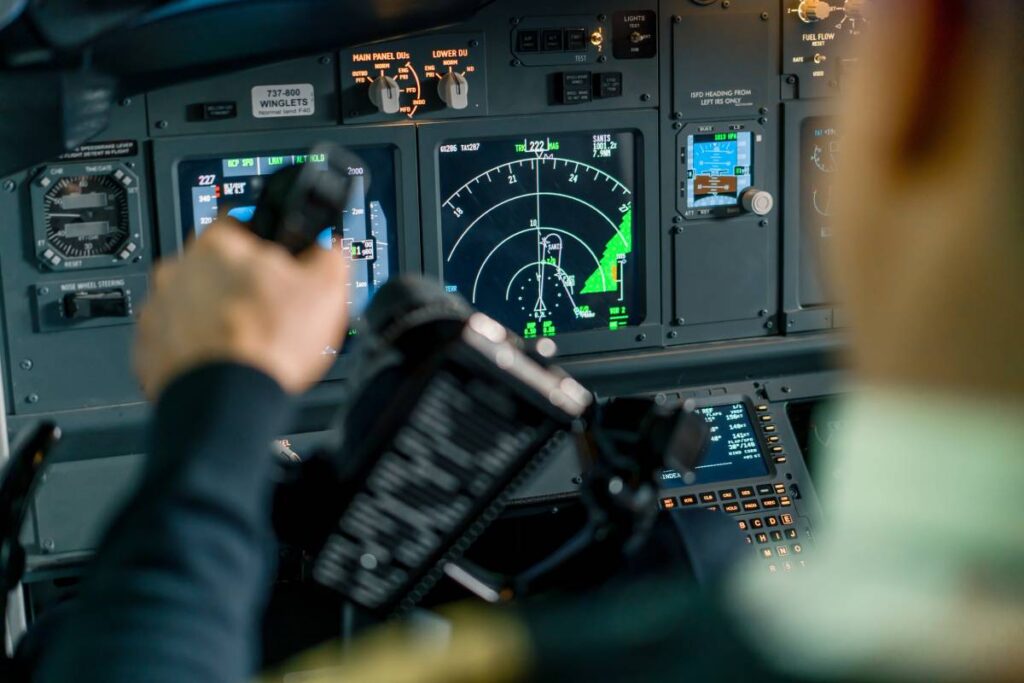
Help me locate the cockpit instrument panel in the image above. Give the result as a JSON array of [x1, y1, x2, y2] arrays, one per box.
[[176, 146, 399, 316], [437, 129, 642, 340]]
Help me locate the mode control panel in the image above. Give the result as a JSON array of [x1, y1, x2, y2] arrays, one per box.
[[341, 33, 487, 122]]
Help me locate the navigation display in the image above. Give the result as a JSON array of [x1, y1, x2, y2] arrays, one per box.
[[437, 131, 643, 339], [685, 131, 754, 209], [177, 147, 398, 315], [660, 402, 768, 487]]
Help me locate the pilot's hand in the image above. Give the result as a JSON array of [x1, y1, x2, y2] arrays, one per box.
[[134, 219, 348, 399]]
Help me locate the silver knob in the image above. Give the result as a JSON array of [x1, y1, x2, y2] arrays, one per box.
[[797, 0, 832, 22], [437, 71, 469, 110], [368, 75, 402, 115], [741, 187, 774, 216]]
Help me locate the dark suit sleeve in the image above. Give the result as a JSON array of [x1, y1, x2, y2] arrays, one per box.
[[34, 363, 291, 683]]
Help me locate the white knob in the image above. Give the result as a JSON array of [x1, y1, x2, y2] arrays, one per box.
[[741, 188, 774, 216], [368, 75, 402, 114], [797, 0, 832, 22], [437, 71, 469, 110]]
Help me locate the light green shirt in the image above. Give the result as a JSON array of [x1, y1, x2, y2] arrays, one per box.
[[730, 390, 1024, 680]]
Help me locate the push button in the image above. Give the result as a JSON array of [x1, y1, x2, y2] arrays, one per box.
[[699, 492, 717, 503], [770, 530, 783, 542], [542, 29, 564, 51], [737, 520, 749, 531], [718, 490, 737, 501], [750, 518, 764, 529], [780, 513, 794, 525], [738, 487, 755, 498], [761, 548, 773, 559], [565, 28, 587, 51], [760, 497, 779, 509], [595, 72, 623, 98], [680, 494, 698, 506], [742, 500, 760, 511], [756, 484, 773, 496], [516, 30, 540, 52], [659, 497, 677, 510], [755, 533, 769, 544], [785, 528, 799, 539], [765, 516, 779, 527], [723, 502, 740, 513]]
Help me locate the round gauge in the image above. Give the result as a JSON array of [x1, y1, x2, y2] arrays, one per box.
[[31, 162, 143, 271], [43, 175, 130, 258]]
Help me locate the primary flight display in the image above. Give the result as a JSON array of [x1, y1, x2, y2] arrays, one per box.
[[437, 130, 643, 339]]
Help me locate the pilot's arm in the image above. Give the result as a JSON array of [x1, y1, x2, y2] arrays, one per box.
[[32, 221, 348, 683]]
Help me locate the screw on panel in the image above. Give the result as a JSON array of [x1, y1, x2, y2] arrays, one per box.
[[673, 122, 682, 130], [765, 320, 774, 329], [759, 219, 768, 227], [781, 386, 792, 394], [640, 93, 652, 102], [761, 11, 769, 20], [597, 55, 607, 63], [667, 330, 678, 339], [510, 58, 521, 67], [156, 120, 168, 129], [42, 539, 55, 552], [672, 15, 682, 23], [636, 333, 647, 342], [572, 475, 583, 485], [828, 79, 838, 88], [510, 17, 520, 25], [319, 55, 331, 65], [721, 1, 730, 8], [597, 13, 607, 21], [469, 39, 479, 48], [673, 111, 683, 120], [758, 117, 767, 124], [786, 75, 797, 84], [2, 179, 14, 192], [120, 97, 132, 107], [126, 161, 135, 169], [19, 359, 32, 371], [787, 320, 795, 328], [758, 309, 768, 317], [759, 107, 768, 115], [670, 225, 682, 234], [26, 393, 39, 404], [37, 287, 49, 296], [672, 215, 683, 224], [674, 318, 685, 326]]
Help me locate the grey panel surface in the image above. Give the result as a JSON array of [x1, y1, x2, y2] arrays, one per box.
[[671, 1, 777, 119], [0, 100, 153, 415], [26, 454, 146, 558], [673, 221, 771, 325], [147, 55, 339, 137]]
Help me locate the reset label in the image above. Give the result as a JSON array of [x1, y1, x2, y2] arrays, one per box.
[[251, 83, 315, 118]]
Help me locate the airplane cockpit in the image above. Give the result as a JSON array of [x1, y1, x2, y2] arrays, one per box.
[[1, 1, 1020, 681]]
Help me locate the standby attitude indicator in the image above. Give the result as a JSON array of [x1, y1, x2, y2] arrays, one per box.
[[438, 131, 643, 339]]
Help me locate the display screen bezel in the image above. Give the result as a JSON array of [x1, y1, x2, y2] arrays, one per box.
[[152, 126, 422, 382], [418, 110, 662, 357], [435, 129, 645, 340]]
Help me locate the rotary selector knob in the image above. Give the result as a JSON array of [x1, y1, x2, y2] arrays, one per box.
[[741, 188, 774, 216], [797, 0, 832, 22], [368, 75, 402, 115], [437, 71, 469, 110]]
